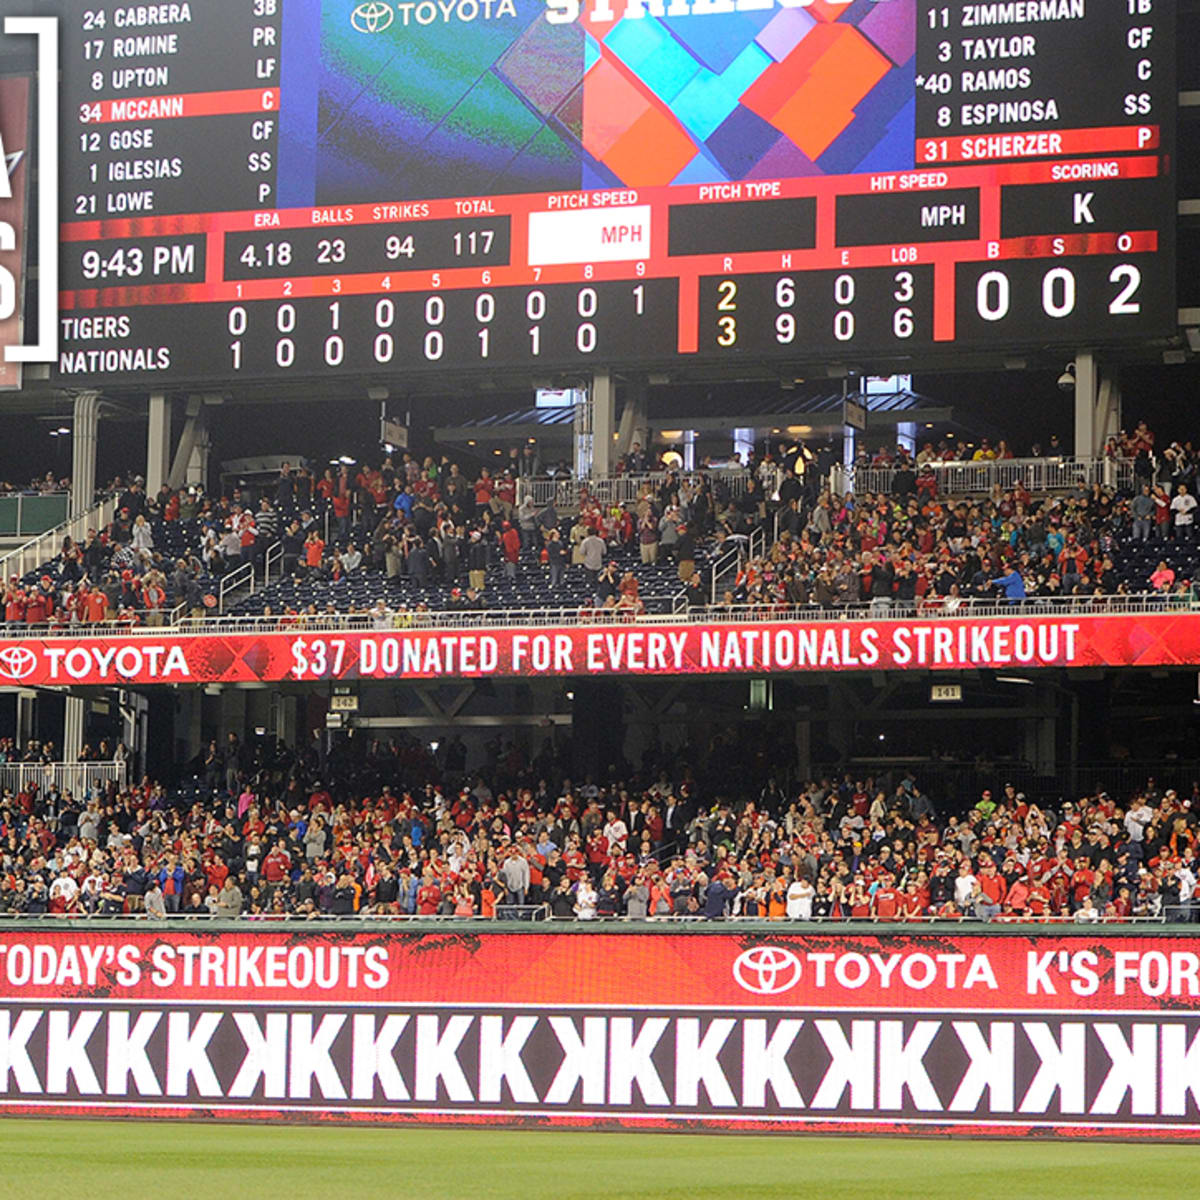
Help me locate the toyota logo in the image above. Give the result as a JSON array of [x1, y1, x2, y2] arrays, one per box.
[[351, 1, 395, 32], [732, 946, 802, 995], [0, 645, 37, 682]]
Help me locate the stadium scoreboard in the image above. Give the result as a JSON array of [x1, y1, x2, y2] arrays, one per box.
[[52, 0, 1176, 384]]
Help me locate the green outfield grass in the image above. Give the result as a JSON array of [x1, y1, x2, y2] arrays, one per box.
[[0, 1120, 1196, 1200]]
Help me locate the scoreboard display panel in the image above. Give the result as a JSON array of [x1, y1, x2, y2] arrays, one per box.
[[51, 0, 1176, 384]]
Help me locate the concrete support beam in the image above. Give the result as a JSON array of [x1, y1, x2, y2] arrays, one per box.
[[146, 392, 171, 496], [1096, 367, 1122, 449], [616, 376, 649, 460], [591, 371, 616, 477], [187, 423, 212, 489], [1074, 352, 1122, 459], [794, 718, 811, 782], [572, 391, 593, 479], [220, 688, 248, 741], [177, 688, 202, 766], [1073, 351, 1098, 459], [63, 695, 85, 762], [70, 391, 101, 518], [16, 692, 34, 746], [276, 695, 299, 747], [167, 396, 211, 491]]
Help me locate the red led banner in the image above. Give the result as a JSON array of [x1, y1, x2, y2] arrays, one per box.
[[0, 612, 1196, 687], [0, 928, 1199, 1137]]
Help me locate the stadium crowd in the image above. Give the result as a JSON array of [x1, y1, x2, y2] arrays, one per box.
[[0, 472, 70, 496], [1, 449, 746, 625], [0, 731, 1197, 923], [2, 418, 1198, 627], [721, 420, 1200, 609]]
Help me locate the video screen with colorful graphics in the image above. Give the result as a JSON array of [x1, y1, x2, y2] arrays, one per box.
[[277, 0, 915, 204], [53, 0, 1176, 383]]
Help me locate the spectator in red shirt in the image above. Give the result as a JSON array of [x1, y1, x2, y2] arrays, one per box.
[[416, 868, 441, 915], [83, 586, 108, 624], [473, 469, 494, 518], [978, 860, 1006, 903], [872, 876, 901, 921], [23, 586, 48, 625], [303, 530, 324, 574], [331, 491, 351, 541], [1071, 860, 1095, 911], [4, 578, 24, 625], [262, 841, 292, 886], [500, 521, 521, 580], [494, 471, 516, 519]]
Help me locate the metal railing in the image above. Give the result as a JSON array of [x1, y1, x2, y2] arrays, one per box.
[[517, 468, 752, 512], [710, 524, 766, 604], [0, 760, 126, 796], [0, 592, 1190, 639], [841, 456, 1135, 499], [0, 495, 116, 582], [263, 540, 284, 586], [217, 559, 255, 614], [213, 540, 286, 613], [0, 910, 1173, 925]]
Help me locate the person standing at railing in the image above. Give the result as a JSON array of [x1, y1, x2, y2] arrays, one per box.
[[622, 442, 648, 475], [117, 478, 147, 521], [23, 578, 50, 625], [519, 443, 542, 479], [786, 874, 814, 920], [3, 576, 24, 627], [891, 462, 916, 500], [894, 562, 918, 612]]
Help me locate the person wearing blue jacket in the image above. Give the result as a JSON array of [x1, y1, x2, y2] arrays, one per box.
[[157, 858, 185, 914], [703, 874, 738, 919], [989, 568, 1026, 603]]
